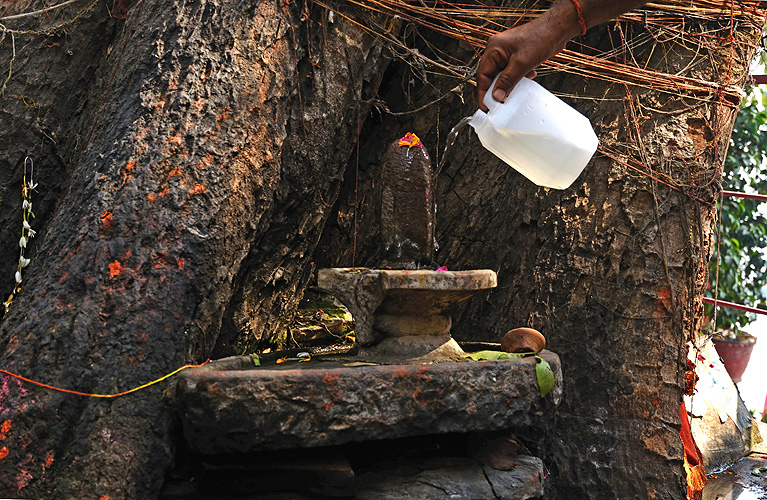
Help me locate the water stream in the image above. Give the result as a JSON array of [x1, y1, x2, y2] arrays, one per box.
[[435, 115, 473, 180]]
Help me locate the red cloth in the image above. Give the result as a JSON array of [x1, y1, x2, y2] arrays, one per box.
[[680, 401, 700, 466]]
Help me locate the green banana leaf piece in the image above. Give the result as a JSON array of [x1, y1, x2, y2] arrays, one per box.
[[535, 356, 555, 398], [250, 353, 261, 367]]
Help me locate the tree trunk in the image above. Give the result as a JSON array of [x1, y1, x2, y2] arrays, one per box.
[[316, 4, 763, 499], [0, 0, 387, 497]]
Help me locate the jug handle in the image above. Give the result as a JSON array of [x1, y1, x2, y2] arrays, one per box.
[[483, 75, 536, 113], [483, 74, 502, 113]]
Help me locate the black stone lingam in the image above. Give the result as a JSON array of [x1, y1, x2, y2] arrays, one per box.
[[317, 132, 496, 360], [379, 132, 436, 269]]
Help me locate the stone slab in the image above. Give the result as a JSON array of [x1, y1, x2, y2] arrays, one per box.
[[165, 454, 545, 500], [483, 455, 544, 500], [355, 457, 496, 500], [176, 351, 562, 454], [353, 455, 543, 500]]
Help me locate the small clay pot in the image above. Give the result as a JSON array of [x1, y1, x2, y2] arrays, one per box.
[[501, 327, 546, 354]]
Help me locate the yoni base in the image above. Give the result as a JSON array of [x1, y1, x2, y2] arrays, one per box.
[[177, 350, 562, 455]]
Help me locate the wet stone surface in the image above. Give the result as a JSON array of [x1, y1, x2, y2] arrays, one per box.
[[379, 135, 436, 269], [702, 421, 767, 500]]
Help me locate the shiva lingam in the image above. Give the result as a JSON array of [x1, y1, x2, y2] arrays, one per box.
[[176, 137, 558, 461], [318, 133, 497, 361]]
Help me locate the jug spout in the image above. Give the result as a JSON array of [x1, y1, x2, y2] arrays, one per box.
[[469, 108, 488, 130]]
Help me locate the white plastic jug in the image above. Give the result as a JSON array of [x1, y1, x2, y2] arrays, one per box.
[[470, 76, 598, 189]]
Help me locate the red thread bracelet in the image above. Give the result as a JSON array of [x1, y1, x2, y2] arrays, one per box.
[[570, 0, 587, 35]]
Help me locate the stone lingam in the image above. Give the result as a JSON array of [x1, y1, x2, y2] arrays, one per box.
[[318, 132, 497, 362], [173, 134, 561, 499]]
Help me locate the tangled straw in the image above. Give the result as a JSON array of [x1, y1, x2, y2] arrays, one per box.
[[332, 0, 766, 107]]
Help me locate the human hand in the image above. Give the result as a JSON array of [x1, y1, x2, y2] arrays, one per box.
[[476, 0, 649, 110], [477, 20, 569, 111]]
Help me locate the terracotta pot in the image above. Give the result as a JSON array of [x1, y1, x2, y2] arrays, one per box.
[[501, 327, 546, 354], [712, 337, 756, 383]]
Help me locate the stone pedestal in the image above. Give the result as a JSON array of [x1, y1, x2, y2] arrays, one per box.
[[317, 268, 497, 360]]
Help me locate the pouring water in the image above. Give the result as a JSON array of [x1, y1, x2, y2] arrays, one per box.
[[435, 115, 473, 180]]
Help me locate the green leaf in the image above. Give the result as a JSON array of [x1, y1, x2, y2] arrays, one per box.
[[463, 350, 528, 361], [535, 356, 555, 398], [465, 351, 555, 398], [250, 353, 261, 367]]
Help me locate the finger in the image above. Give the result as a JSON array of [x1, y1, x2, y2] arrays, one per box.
[[476, 47, 507, 111], [526, 69, 537, 79], [491, 67, 525, 103], [477, 68, 500, 112]]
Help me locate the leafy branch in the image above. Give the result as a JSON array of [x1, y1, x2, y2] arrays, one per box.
[[707, 86, 767, 335]]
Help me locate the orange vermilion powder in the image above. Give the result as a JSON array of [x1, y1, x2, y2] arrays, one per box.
[[108, 261, 123, 278]]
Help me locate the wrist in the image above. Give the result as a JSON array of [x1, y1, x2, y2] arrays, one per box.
[[569, 0, 587, 34], [536, 1, 583, 53]]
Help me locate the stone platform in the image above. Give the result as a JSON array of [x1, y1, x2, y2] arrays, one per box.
[[176, 350, 562, 455]]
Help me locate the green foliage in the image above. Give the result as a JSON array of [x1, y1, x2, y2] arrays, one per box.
[[706, 87, 767, 334]]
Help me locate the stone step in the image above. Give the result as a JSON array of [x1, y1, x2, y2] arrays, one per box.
[[353, 454, 544, 500], [161, 434, 545, 499]]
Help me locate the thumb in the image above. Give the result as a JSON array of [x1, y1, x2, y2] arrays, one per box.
[[491, 71, 523, 103]]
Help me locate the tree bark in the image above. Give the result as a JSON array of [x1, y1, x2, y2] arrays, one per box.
[[316, 4, 763, 499], [0, 0, 387, 497]]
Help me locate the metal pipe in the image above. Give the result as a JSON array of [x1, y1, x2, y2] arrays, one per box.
[[720, 190, 767, 202], [703, 296, 767, 316]]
